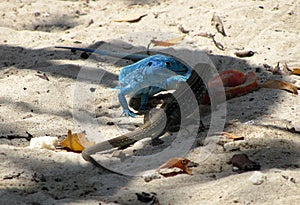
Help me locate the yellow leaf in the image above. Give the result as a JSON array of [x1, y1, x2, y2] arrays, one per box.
[[60, 130, 95, 152], [292, 68, 300, 75]]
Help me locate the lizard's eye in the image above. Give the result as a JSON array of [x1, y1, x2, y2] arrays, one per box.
[[165, 61, 171, 67], [147, 62, 152, 66]]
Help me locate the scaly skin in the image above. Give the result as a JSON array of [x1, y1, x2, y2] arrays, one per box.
[[117, 54, 191, 117], [56, 46, 208, 170], [55, 46, 191, 117], [82, 66, 207, 170]]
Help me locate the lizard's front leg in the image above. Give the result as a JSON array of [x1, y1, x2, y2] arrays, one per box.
[[118, 86, 137, 117]]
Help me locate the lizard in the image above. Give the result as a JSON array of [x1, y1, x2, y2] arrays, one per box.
[[56, 46, 210, 171], [81, 63, 208, 171], [56, 46, 192, 117]]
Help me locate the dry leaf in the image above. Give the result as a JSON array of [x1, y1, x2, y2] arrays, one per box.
[[158, 157, 195, 176], [178, 25, 189, 34], [222, 132, 244, 141], [35, 73, 49, 81], [292, 68, 300, 75], [260, 80, 298, 95], [282, 63, 292, 75], [234, 50, 255, 58], [151, 35, 186, 47], [195, 32, 214, 38], [60, 130, 95, 152], [230, 154, 260, 171], [263, 62, 285, 75], [211, 13, 227, 36], [113, 14, 147, 23]]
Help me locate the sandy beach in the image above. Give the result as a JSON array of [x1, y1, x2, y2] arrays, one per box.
[[0, 0, 300, 204]]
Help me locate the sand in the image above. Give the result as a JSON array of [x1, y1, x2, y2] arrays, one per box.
[[0, 0, 300, 204]]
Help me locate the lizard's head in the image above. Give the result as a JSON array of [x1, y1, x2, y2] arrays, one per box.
[[144, 54, 191, 78]]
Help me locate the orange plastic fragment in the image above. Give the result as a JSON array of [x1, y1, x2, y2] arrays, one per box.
[[225, 71, 259, 98], [60, 130, 95, 152], [202, 70, 259, 104], [208, 70, 246, 88]]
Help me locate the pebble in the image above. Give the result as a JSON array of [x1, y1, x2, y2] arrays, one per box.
[[29, 136, 58, 150], [249, 171, 267, 185]]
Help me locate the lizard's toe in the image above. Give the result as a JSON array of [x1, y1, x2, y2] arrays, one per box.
[[122, 109, 136, 118]]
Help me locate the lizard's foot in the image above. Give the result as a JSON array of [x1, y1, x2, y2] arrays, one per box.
[[122, 109, 136, 118]]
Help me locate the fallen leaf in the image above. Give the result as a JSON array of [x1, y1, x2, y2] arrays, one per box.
[[222, 132, 244, 141], [151, 35, 186, 47], [260, 80, 298, 95], [195, 32, 214, 38], [292, 68, 300, 75], [158, 157, 196, 176], [178, 25, 189, 34], [282, 63, 292, 75], [230, 154, 260, 171], [113, 14, 147, 23], [60, 130, 95, 152], [263, 62, 285, 75], [35, 73, 49, 81], [211, 13, 226, 36], [234, 50, 255, 58]]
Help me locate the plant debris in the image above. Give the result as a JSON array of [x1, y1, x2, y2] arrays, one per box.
[[178, 24, 190, 34], [150, 35, 186, 47], [211, 13, 227, 36], [195, 32, 225, 50], [158, 157, 197, 177], [35, 73, 49, 81], [234, 50, 255, 58], [3, 171, 24, 180], [113, 14, 147, 23], [260, 80, 299, 95], [229, 154, 260, 172], [60, 130, 95, 152], [136, 192, 159, 204], [222, 132, 244, 141]]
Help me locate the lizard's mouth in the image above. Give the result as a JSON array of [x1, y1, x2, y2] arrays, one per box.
[[177, 67, 189, 75]]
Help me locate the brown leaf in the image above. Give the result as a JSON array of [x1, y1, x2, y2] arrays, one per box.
[[260, 80, 298, 95], [60, 130, 95, 152], [230, 154, 260, 171], [35, 73, 49, 81], [211, 13, 227, 36], [195, 32, 214, 38], [178, 25, 189, 34], [234, 51, 255, 58], [222, 132, 244, 141], [282, 63, 292, 75], [151, 35, 186, 47], [158, 157, 194, 176], [113, 14, 147, 23]]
